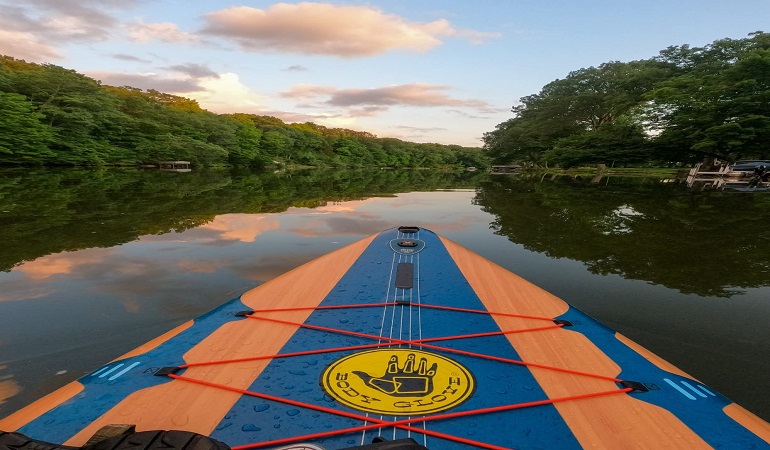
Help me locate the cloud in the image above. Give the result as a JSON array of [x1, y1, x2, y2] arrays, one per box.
[[0, 30, 61, 62], [166, 63, 220, 79], [87, 71, 203, 93], [282, 83, 496, 115], [202, 3, 497, 58], [286, 216, 391, 238], [186, 72, 270, 113], [0, 1, 138, 44], [347, 106, 390, 117], [0, 282, 54, 303], [0, 369, 21, 407], [111, 53, 151, 63], [446, 109, 492, 119], [198, 214, 280, 243], [0, 1, 141, 60], [331, 84, 491, 109], [396, 125, 449, 133], [284, 65, 308, 72], [127, 21, 199, 43], [15, 249, 113, 281], [281, 84, 339, 99]]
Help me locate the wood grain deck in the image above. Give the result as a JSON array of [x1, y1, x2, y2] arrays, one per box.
[[439, 236, 713, 449]]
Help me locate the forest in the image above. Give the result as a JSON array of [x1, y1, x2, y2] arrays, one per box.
[[4, 32, 768, 170], [0, 56, 487, 168], [483, 32, 770, 168]]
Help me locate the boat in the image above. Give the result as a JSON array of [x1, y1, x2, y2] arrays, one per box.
[[1, 226, 769, 449]]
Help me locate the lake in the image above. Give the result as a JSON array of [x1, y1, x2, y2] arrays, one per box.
[[0, 167, 768, 423]]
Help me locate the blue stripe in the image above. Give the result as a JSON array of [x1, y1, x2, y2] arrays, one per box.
[[697, 384, 716, 396], [108, 362, 141, 381], [664, 378, 696, 400], [90, 366, 111, 377], [98, 363, 123, 378], [680, 381, 707, 398]]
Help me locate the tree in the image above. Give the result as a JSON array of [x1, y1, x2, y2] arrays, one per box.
[[260, 130, 295, 161], [0, 56, 486, 168], [230, 121, 267, 166], [485, 60, 671, 166], [544, 121, 650, 168], [11, 64, 122, 164], [0, 92, 55, 164], [645, 32, 770, 161]]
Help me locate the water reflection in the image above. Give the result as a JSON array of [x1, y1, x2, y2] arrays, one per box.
[[1, 168, 768, 422], [476, 174, 770, 297]]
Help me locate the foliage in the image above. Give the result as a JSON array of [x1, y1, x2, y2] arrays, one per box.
[[484, 32, 770, 167], [0, 167, 484, 272], [0, 56, 487, 168], [0, 92, 55, 163], [475, 174, 770, 297]]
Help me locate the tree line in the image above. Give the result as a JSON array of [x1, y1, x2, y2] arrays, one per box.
[[483, 32, 770, 168], [0, 167, 484, 271], [0, 56, 488, 168]]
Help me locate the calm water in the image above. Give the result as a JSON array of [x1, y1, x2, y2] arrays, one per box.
[[0, 168, 768, 423]]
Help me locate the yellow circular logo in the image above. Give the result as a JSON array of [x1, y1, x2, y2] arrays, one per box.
[[321, 349, 475, 416]]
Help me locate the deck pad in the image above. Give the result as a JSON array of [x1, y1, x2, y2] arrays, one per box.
[[1, 228, 768, 449]]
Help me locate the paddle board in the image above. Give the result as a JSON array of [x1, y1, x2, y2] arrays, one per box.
[[1, 226, 769, 449]]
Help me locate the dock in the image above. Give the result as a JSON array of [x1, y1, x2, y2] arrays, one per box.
[[158, 161, 191, 172]]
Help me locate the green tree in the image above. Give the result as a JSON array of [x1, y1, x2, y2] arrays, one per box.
[[485, 59, 670, 166], [544, 121, 650, 168], [11, 64, 121, 164], [260, 130, 295, 161], [0, 92, 55, 164], [645, 32, 770, 161]]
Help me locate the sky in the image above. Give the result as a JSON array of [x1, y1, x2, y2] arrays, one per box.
[[0, 1, 768, 147]]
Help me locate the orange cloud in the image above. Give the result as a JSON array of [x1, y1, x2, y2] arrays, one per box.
[[15, 249, 112, 281], [0, 286, 55, 303], [202, 3, 497, 58], [0, 30, 61, 62], [199, 214, 280, 242], [0, 365, 21, 407], [127, 21, 199, 43]]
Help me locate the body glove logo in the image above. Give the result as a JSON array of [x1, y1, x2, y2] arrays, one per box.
[[321, 349, 475, 415]]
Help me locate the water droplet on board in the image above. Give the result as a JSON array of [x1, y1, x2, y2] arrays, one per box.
[[242, 424, 261, 432], [286, 409, 300, 416], [254, 404, 270, 412]]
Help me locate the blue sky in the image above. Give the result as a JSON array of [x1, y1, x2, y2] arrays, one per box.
[[0, 0, 767, 147]]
